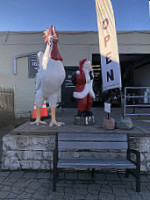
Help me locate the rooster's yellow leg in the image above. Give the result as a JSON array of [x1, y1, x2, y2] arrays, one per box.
[[30, 106, 46, 125], [49, 107, 64, 127]]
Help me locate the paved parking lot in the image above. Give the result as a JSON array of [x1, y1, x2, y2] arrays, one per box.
[[0, 170, 150, 200]]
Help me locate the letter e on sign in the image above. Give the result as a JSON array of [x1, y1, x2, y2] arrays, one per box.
[[106, 52, 112, 64]]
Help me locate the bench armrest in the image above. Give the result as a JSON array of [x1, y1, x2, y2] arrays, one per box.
[[127, 149, 140, 167]]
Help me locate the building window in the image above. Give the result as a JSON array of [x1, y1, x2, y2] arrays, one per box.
[[28, 55, 39, 78]]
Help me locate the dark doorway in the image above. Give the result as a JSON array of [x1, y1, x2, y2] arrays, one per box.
[[92, 54, 102, 106], [92, 53, 150, 106], [61, 67, 78, 108]]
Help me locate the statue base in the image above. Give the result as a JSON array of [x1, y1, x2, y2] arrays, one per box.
[[102, 117, 115, 130], [74, 115, 95, 126]]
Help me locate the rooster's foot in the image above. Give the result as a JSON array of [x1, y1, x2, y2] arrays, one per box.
[[30, 120, 47, 126], [49, 121, 65, 127]]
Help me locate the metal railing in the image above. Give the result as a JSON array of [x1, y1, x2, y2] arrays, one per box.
[[124, 87, 150, 116]]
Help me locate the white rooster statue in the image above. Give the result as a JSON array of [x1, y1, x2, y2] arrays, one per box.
[[31, 25, 66, 126]]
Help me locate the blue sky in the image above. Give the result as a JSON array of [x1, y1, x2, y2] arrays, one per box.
[[0, 0, 149, 31]]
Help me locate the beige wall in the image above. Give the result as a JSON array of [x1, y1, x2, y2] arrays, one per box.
[[13, 57, 35, 116], [0, 31, 45, 116], [117, 31, 150, 54], [0, 31, 150, 116]]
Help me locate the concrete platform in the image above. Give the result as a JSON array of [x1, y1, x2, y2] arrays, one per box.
[[2, 108, 150, 171], [9, 108, 150, 136]]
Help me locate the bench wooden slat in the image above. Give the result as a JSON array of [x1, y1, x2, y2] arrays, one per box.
[[58, 158, 136, 169], [58, 141, 128, 150], [58, 133, 127, 142]]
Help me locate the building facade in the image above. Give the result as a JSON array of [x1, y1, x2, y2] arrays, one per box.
[[0, 31, 150, 116]]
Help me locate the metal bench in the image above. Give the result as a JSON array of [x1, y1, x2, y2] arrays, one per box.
[[53, 133, 140, 192]]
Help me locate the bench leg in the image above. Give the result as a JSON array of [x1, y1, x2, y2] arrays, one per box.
[[126, 168, 140, 192], [136, 158, 141, 192], [53, 159, 57, 192], [91, 168, 95, 178], [56, 170, 59, 178], [125, 169, 129, 178], [53, 171, 56, 192], [136, 174, 140, 192], [136, 163, 141, 193], [53, 166, 58, 192]]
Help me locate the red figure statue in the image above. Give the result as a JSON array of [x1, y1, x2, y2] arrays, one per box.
[[73, 59, 95, 116]]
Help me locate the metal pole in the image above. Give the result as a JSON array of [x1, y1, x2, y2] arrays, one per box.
[[120, 88, 124, 119]]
